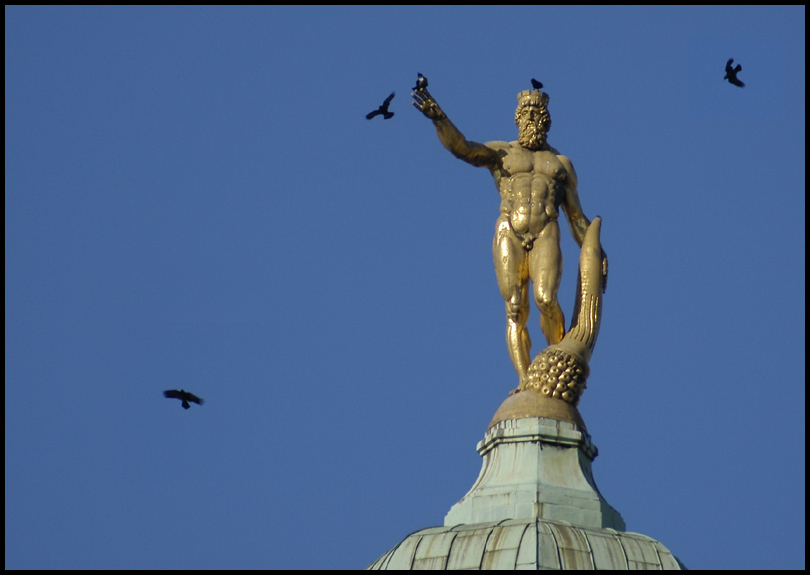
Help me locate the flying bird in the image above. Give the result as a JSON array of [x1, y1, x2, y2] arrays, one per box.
[[366, 92, 395, 120], [724, 58, 745, 88], [413, 73, 428, 91], [531, 78, 543, 90], [163, 389, 204, 409]]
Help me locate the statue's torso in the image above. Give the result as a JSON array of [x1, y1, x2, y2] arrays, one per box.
[[491, 144, 568, 235]]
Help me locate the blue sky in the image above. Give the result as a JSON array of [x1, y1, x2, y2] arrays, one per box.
[[5, 6, 804, 570]]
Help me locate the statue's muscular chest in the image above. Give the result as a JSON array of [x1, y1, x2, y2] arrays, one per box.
[[497, 149, 567, 212], [501, 148, 566, 181], [495, 149, 568, 229]]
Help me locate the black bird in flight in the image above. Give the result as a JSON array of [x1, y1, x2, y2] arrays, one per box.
[[413, 73, 428, 91], [164, 389, 204, 409], [724, 59, 745, 88], [366, 92, 395, 120], [531, 78, 543, 90]]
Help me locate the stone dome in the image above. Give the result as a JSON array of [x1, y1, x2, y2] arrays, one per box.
[[366, 414, 686, 570], [367, 518, 685, 570]]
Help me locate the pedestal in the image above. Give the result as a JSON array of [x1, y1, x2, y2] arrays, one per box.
[[444, 416, 625, 531]]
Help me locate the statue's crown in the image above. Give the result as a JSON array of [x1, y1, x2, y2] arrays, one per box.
[[517, 89, 549, 109]]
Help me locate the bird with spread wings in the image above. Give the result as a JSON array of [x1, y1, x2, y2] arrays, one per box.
[[724, 58, 745, 88], [366, 92, 395, 120], [163, 389, 204, 409]]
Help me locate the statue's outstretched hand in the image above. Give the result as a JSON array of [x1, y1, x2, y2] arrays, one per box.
[[412, 89, 445, 121]]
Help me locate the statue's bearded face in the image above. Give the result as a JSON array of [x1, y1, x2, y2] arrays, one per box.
[[516, 105, 551, 150]]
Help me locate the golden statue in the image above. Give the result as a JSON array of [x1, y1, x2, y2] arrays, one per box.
[[413, 85, 608, 391]]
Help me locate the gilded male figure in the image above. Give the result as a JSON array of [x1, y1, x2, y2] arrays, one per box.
[[412, 86, 607, 385]]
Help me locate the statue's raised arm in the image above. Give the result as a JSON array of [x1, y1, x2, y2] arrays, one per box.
[[412, 88, 501, 169]]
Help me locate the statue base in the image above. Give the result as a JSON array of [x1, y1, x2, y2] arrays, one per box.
[[488, 389, 587, 431], [444, 413, 625, 531]]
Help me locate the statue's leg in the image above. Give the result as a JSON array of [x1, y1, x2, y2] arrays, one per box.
[[530, 223, 564, 346], [493, 218, 531, 383]]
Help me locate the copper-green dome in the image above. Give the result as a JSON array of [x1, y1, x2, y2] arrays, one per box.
[[367, 417, 686, 570], [367, 518, 686, 570]]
